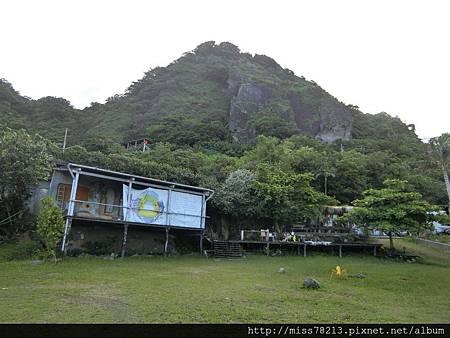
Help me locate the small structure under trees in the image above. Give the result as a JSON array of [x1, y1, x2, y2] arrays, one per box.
[[124, 138, 152, 152]]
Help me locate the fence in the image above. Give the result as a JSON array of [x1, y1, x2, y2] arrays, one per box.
[[415, 238, 450, 251]]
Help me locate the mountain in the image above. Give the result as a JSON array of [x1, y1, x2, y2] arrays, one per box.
[[1, 41, 417, 148]]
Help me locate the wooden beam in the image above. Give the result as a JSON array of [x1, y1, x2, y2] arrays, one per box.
[[303, 244, 307, 257], [339, 245, 342, 258]]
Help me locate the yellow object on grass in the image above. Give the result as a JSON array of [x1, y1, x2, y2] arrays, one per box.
[[330, 265, 346, 279]]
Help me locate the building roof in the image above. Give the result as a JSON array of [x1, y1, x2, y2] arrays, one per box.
[[55, 162, 214, 195]]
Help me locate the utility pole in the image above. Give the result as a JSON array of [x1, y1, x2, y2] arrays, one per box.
[[62, 128, 68, 153]]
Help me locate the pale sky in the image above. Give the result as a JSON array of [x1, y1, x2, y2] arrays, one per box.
[[1, 0, 449, 139]]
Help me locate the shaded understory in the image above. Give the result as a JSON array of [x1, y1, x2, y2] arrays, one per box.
[[0, 239, 449, 323]]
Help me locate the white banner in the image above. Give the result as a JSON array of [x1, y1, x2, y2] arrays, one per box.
[[169, 190, 204, 229], [123, 185, 204, 228]]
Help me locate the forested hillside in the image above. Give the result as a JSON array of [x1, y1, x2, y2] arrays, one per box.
[[0, 41, 447, 237]]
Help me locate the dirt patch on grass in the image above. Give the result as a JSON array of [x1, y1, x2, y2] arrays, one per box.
[[61, 288, 138, 322], [254, 284, 276, 292], [176, 267, 208, 275]]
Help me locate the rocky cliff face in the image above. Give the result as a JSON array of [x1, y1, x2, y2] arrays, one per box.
[[228, 81, 353, 143], [229, 83, 269, 141], [315, 97, 353, 142]]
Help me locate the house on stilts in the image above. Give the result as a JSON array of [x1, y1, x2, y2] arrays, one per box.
[[30, 162, 214, 256]]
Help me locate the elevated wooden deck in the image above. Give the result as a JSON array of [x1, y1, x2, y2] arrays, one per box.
[[213, 240, 383, 258]]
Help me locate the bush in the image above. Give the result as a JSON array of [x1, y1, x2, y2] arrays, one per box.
[[36, 196, 65, 262], [66, 248, 84, 257], [83, 240, 115, 255], [0, 240, 42, 261]]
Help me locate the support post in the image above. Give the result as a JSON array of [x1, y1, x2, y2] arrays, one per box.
[[62, 128, 68, 153], [164, 227, 169, 256], [339, 245, 342, 258], [124, 179, 134, 222], [303, 244, 307, 257], [297, 244, 300, 256], [121, 224, 129, 258], [266, 242, 270, 256], [165, 186, 173, 226], [200, 194, 206, 229], [199, 230, 203, 255], [199, 193, 207, 257], [61, 168, 80, 254], [61, 218, 72, 254], [373, 245, 377, 257]]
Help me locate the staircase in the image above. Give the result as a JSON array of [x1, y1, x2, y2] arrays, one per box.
[[213, 241, 243, 258]]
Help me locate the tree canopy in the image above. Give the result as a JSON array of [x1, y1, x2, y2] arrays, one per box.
[[429, 133, 450, 209], [341, 179, 434, 251], [0, 127, 53, 237]]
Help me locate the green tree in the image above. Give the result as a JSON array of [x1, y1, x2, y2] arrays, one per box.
[[36, 197, 65, 262], [0, 127, 52, 237], [249, 111, 297, 139], [239, 136, 288, 171], [252, 164, 332, 232], [429, 133, 450, 210], [342, 179, 433, 252], [315, 161, 336, 196], [328, 150, 368, 203], [213, 169, 258, 217]]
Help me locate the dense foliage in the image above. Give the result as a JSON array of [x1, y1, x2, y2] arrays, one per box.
[[0, 127, 53, 238], [341, 179, 434, 251], [429, 133, 450, 209], [53, 133, 446, 237], [36, 196, 65, 261]]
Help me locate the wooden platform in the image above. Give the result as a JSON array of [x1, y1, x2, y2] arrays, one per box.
[[213, 241, 243, 258], [214, 240, 383, 258]]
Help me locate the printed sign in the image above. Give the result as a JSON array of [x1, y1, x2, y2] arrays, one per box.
[[123, 185, 204, 228]]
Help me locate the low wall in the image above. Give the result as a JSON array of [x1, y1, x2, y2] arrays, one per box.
[[415, 238, 450, 251], [66, 220, 201, 256], [68, 223, 167, 255]]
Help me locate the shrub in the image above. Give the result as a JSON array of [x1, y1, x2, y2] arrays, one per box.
[[36, 196, 65, 262], [83, 240, 115, 255], [0, 240, 42, 261]]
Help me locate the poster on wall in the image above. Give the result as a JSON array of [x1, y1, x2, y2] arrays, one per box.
[[123, 185, 168, 225], [122, 185, 204, 228]]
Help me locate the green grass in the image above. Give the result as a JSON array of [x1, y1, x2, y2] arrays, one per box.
[[0, 239, 449, 323], [424, 234, 450, 244]]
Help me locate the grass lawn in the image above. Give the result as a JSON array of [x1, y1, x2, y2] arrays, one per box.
[[0, 239, 449, 323], [424, 234, 450, 244]]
